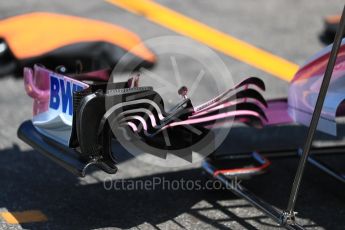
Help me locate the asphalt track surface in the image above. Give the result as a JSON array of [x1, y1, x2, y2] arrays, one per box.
[[1, 0, 345, 229]]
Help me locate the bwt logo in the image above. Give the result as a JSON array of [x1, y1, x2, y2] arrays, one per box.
[[49, 75, 84, 115]]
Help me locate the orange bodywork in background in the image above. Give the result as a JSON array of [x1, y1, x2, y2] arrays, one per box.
[[0, 12, 155, 63]]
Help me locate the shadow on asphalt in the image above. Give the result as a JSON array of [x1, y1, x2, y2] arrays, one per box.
[[0, 145, 345, 229]]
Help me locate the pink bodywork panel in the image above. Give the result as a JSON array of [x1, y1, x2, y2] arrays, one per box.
[[288, 39, 345, 135], [264, 99, 292, 125]]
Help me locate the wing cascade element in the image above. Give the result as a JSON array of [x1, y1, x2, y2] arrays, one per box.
[[19, 64, 267, 175]]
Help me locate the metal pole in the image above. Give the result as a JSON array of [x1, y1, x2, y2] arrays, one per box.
[[283, 5, 345, 222]]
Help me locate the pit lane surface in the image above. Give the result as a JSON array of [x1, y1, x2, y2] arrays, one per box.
[[1, 0, 345, 229]]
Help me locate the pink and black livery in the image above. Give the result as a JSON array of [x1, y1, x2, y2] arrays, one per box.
[[18, 6, 345, 229]]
